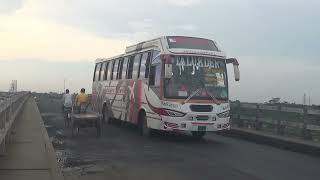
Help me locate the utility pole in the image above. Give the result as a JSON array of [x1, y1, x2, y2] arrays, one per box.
[[303, 93, 306, 106], [309, 95, 311, 106], [63, 78, 66, 93]]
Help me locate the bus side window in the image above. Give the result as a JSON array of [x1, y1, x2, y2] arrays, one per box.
[[94, 63, 102, 81], [139, 52, 151, 79], [149, 64, 161, 86], [107, 60, 113, 81], [111, 59, 119, 80], [127, 56, 135, 79], [93, 64, 98, 81], [132, 54, 141, 79], [99, 62, 107, 81], [121, 57, 129, 79], [149, 66, 156, 86], [104, 62, 109, 80], [145, 52, 151, 78], [149, 52, 161, 86], [117, 58, 123, 80]]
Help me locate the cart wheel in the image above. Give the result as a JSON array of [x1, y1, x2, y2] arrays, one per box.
[[103, 105, 112, 124], [65, 116, 70, 128], [64, 114, 67, 128], [96, 118, 102, 138], [67, 118, 71, 128], [71, 119, 76, 138]]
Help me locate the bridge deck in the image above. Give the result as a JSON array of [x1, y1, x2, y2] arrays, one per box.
[[0, 97, 62, 180]]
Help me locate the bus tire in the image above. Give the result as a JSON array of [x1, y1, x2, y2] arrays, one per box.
[[192, 131, 206, 139], [139, 111, 151, 137]]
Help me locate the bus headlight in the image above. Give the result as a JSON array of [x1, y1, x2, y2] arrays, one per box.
[[157, 108, 186, 117], [217, 110, 230, 118]]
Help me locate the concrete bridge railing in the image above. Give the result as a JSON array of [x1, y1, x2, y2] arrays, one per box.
[[0, 92, 30, 154], [230, 101, 320, 141]]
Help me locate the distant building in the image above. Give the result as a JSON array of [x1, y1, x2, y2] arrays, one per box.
[[269, 97, 280, 104]]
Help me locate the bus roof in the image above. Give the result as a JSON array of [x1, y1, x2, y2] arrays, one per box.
[[95, 36, 225, 64]]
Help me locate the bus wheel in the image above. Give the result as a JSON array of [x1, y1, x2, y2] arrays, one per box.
[[192, 131, 206, 139], [139, 112, 151, 137]]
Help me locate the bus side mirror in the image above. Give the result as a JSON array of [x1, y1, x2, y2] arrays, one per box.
[[164, 64, 173, 79], [226, 58, 240, 81], [233, 65, 240, 81]]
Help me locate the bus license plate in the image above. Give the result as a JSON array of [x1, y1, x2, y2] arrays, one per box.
[[198, 126, 206, 131]]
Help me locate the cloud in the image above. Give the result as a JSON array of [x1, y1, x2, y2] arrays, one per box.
[[0, 2, 130, 61], [18, 0, 320, 57], [169, 24, 198, 32], [164, 0, 204, 7], [0, 0, 24, 14]]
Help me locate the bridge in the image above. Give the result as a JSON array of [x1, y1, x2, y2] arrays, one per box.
[[1, 92, 320, 180]]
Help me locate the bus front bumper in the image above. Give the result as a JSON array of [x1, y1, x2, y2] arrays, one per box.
[[161, 117, 230, 132]]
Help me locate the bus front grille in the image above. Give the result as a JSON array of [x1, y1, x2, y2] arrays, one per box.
[[190, 105, 213, 112], [196, 115, 209, 121]]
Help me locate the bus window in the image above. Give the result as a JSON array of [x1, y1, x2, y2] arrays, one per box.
[[149, 52, 161, 86], [107, 60, 113, 80], [99, 62, 107, 81], [139, 52, 151, 79], [104, 62, 109, 80], [121, 57, 129, 79], [132, 54, 141, 79], [127, 56, 135, 79], [93, 64, 98, 81], [117, 58, 124, 80], [94, 63, 101, 81], [111, 59, 119, 80]]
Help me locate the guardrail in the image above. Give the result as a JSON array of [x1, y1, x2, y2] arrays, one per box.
[[230, 101, 320, 141], [0, 92, 30, 154]]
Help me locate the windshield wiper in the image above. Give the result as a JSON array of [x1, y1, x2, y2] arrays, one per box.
[[183, 88, 201, 104], [166, 73, 221, 105], [189, 78, 221, 105]]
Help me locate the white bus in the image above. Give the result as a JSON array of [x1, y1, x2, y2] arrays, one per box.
[[92, 36, 240, 138]]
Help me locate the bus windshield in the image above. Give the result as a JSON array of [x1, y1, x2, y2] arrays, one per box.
[[164, 56, 228, 100]]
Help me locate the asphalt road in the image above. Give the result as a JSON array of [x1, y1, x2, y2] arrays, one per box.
[[35, 93, 320, 180]]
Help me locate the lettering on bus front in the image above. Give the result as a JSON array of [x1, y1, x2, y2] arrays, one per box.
[[175, 56, 221, 68], [162, 101, 181, 110]]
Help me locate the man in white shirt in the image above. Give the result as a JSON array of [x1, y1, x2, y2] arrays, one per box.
[[62, 89, 73, 127], [62, 89, 73, 109]]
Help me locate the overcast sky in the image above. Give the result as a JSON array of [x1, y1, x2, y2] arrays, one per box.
[[0, 0, 320, 104]]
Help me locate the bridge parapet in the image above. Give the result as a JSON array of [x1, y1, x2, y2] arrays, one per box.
[[0, 92, 29, 154], [230, 101, 320, 141]]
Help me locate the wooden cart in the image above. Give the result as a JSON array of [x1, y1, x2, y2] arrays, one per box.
[[71, 105, 102, 137]]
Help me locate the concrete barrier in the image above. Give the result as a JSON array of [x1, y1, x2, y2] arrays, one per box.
[[0, 92, 29, 155], [39, 101, 64, 180], [224, 127, 320, 156], [0, 97, 64, 180]]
